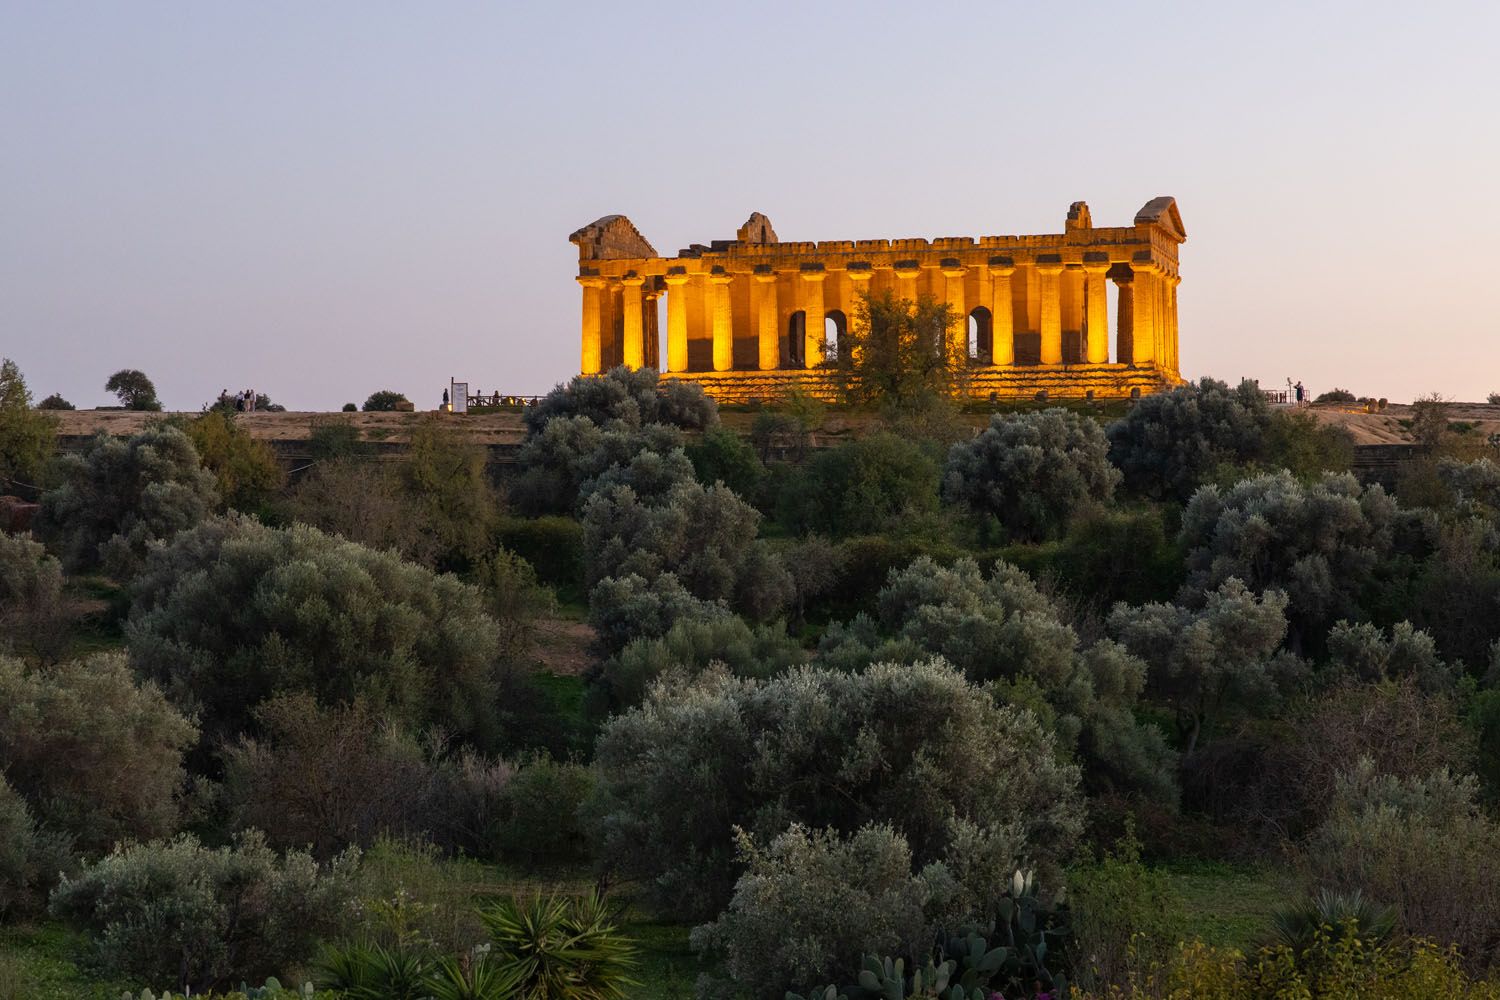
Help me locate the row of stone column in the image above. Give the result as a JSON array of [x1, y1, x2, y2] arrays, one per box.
[[580, 260, 1177, 375]]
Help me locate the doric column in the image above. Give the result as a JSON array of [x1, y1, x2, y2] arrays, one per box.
[[1113, 272, 1135, 364], [577, 275, 605, 374], [753, 266, 779, 370], [1037, 255, 1064, 365], [1083, 256, 1111, 364], [709, 268, 734, 372], [1132, 263, 1158, 366], [941, 260, 968, 360], [845, 265, 873, 364], [894, 260, 921, 306], [663, 269, 690, 373], [644, 289, 660, 370], [987, 257, 1014, 366], [1168, 274, 1182, 374], [800, 265, 827, 368], [620, 273, 646, 370]]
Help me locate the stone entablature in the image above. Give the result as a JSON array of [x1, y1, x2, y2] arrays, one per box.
[[569, 199, 1185, 401]]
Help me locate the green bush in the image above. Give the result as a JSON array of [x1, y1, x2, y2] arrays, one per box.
[[0, 652, 196, 853], [36, 392, 74, 411], [50, 831, 360, 993], [510, 417, 691, 516], [1044, 505, 1184, 607], [183, 409, 286, 513], [585, 572, 728, 655], [104, 368, 162, 411], [1300, 761, 1500, 970], [362, 390, 408, 412], [776, 433, 942, 538], [590, 659, 1082, 921], [287, 458, 438, 565], [341, 402, 357, 412], [33, 425, 219, 577], [306, 416, 368, 460], [0, 776, 38, 918], [398, 416, 498, 567], [692, 824, 938, 1000], [492, 757, 594, 866], [0, 358, 58, 493], [685, 426, 766, 504], [495, 515, 584, 598], [1106, 377, 1271, 501], [1067, 826, 1183, 992], [943, 408, 1120, 541], [126, 514, 507, 749], [524, 365, 716, 435], [0, 530, 68, 662]]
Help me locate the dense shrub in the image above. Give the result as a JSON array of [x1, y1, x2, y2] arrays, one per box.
[[1178, 470, 1430, 649], [0, 358, 58, 492], [398, 416, 498, 566], [0, 530, 68, 662], [1259, 408, 1356, 478], [182, 409, 285, 512], [592, 614, 806, 714], [510, 416, 690, 515], [1106, 377, 1271, 500], [104, 368, 162, 411], [126, 515, 507, 748], [585, 571, 728, 655], [362, 390, 408, 411], [1324, 619, 1456, 691], [1045, 505, 1185, 607], [823, 556, 1177, 801], [1314, 387, 1358, 404], [524, 365, 717, 435], [495, 515, 584, 596], [583, 479, 792, 618], [0, 652, 196, 852], [1108, 579, 1295, 753], [306, 415, 368, 460], [686, 426, 767, 503], [221, 694, 438, 857], [490, 756, 594, 865], [36, 392, 74, 410], [0, 776, 38, 918], [776, 433, 942, 538], [34, 425, 219, 576], [1068, 828, 1183, 993], [943, 409, 1120, 541], [590, 659, 1082, 920], [691, 824, 937, 1000], [287, 457, 438, 565], [50, 831, 359, 992], [1404, 519, 1500, 673], [1300, 761, 1500, 971]]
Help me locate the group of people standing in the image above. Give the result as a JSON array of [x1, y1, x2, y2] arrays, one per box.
[[219, 388, 259, 412]]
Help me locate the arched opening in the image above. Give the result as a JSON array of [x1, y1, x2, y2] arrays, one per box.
[[967, 306, 993, 364], [825, 310, 848, 363], [786, 310, 807, 368]]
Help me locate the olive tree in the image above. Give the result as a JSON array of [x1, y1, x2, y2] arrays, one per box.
[[820, 556, 1177, 802], [589, 659, 1083, 921], [0, 652, 197, 852], [1324, 619, 1456, 692], [943, 408, 1120, 541], [1107, 579, 1295, 754], [510, 416, 692, 515], [104, 368, 161, 411], [776, 433, 943, 538], [1177, 470, 1430, 648], [1106, 377, 1270, 500], [126, 514, 507, 749], [524, 365, 717, 435], [0, 358, 57, 492], [33, 425, 219, 576], [0, 531, 68, 662]]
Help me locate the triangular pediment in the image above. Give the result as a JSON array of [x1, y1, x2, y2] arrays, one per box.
[[1134, 197, 1186, 242], [568, 214, 657, 260]]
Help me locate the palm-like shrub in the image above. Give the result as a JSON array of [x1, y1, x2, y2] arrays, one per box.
[[1271, 887, 1395, 955], [481, 892, 637, 1000]]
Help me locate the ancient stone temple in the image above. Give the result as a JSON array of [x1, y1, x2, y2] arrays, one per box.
[[569, 198, 1185, 401]]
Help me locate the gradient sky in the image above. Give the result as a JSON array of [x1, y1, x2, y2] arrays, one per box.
[[4, 1, 1498, 410]]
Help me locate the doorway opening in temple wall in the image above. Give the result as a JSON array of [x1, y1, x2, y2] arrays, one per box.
[[825, 310, 847, 360], [786, 311, 806, 368], [967, 307, 993, 364], [651, 294, 666, 371]]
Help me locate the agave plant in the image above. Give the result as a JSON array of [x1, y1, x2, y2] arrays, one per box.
[[481, 891, 639, 1000], [315, 938, 435, 1000], [1271, 887, 1396, 954], [425, 947, 521, 1000]]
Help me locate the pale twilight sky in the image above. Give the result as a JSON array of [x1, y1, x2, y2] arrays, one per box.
[[3, 2, 1498, 410]]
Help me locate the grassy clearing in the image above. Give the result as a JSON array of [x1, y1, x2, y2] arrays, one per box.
[[1158, 860, 1298, 951]]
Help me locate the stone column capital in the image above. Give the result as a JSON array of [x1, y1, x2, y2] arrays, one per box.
[[753, 272, 778, 284], [1036, 254, 1065, 277], [576, 275, 606, 288], [709, 271, 734, 286], [799, 269, 827, 283], [846, 269, 874, 282], [941, 266, 967, 279], [620, 274, 646, 288], [663, 273, 691, 287]]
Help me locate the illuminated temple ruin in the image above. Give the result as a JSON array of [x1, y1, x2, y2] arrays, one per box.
[[569, 198, 1185, 401]]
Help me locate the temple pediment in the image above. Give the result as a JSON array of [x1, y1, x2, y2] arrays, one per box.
[[569, 214, 657, 261], [1134, 197, 1186, 242]]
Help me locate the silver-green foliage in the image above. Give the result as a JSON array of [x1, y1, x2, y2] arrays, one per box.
[[50, 830, 360, 993], [590, 659, 1083, 922], [1107, 579, 1295, 753], [125, 514, 506, 747], [1300, 760, 1500, 969], [512, 416, 692, 515], [0, 776, 37, 918], [692, 824, 941, 1000], [523, 365, 717, 436], [0, 530, 66, 660], [942, 409, 1120, 541], [0, 652, 196, 852], [1105, 377, 1271, 500], [586, 572, 728, 655], [1325, 619, 1456, 691], [599, 614, 807, 712], [822, 556, 1176, 802], [1178, 470, 1428, 640], [34, 425, 218, 576]]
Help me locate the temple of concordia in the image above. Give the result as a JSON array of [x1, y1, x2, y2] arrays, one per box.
[[569, 197, 1185, 401]]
